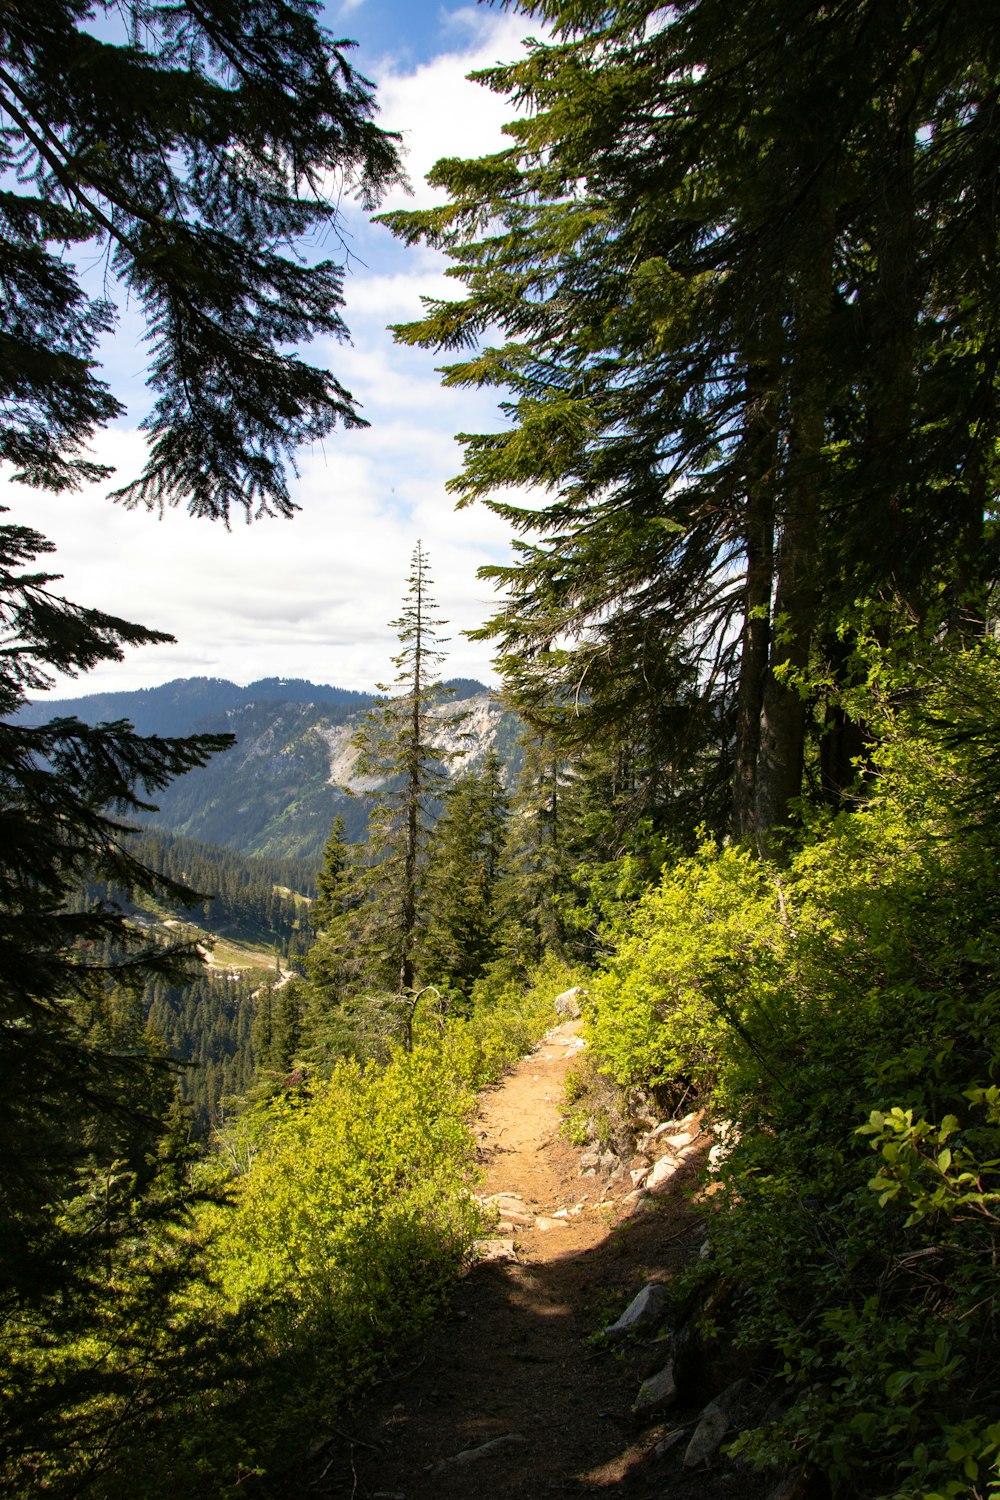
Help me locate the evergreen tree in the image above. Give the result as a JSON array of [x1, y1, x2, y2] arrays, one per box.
[[0, 0, 402, 520], [417, 753, 508, 1007], [381, 0, 1000, 840], [311, 814, 350, 934], [493, 730, 578, 974], [348, 542, 463, 998], [297, 814, 364, 1065], [293, 546, 463, 1060], [0, 517, 232, 1300]]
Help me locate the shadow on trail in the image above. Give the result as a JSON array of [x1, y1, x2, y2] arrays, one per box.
[[322, 1140, 757, 1500]]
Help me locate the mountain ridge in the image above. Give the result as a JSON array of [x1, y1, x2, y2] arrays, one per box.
[[19, 675, 518, 861], [17, 675, 381, 738]]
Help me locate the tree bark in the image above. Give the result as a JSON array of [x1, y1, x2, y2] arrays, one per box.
[[733, 357, 779, 839], [754, 212, 835, 842]]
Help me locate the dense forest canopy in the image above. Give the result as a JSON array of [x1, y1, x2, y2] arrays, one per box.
[[383, 0, 1000, 842]]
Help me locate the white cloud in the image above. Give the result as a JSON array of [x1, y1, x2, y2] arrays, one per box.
[[5, 6, 547, 704], [374, 7, 536, 210], [3, 404, 516, 698]]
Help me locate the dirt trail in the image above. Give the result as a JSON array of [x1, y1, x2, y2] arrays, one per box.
[[322, 1021, 751, 1500]]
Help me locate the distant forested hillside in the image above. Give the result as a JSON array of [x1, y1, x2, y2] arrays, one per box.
[[118, 829, 318, 942], [79, 828, 318, 1130], [20, 676, 516, 860]]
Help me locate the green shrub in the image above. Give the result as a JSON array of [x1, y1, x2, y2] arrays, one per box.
[[588, 640, 1000, 1499]]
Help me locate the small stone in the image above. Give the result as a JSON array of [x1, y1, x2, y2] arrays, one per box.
[[429, 1433, 528, 1474], [645, 1155, 679, 1192], [602, 1281, 668, 1341], [621, 1188, 651, 1217], [638, 1335, 673, 1377], [554, 985, 586, 1018], [655, 1429, 686, 1458], [474, 1238, 518, 1263], [483, 1192, 534, 1227], [682, 1404, 729, 1467], [534, 1215, 568, 1230], [632, 1360, 678, 1416], [682, 1379, 747, 1468], [485, 1191, 530, 1208]]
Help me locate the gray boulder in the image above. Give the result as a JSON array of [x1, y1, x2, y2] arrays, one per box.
[[602, 1281, 668, 1341], [554, 985, 587, 1018], [682, 1378, 747, 1468], [633, 1360, 678, 1416]]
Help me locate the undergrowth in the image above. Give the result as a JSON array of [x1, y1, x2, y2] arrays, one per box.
[[585, 638, 1000, 1500], [0, 960, 576, 1496]]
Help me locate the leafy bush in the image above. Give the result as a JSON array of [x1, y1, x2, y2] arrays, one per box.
[[2, 956, 563, 1496], [589, 839, 789, 1108], [588, 639, 1000, 1499]]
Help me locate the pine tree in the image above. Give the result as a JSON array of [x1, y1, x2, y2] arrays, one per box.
[[294, 546, 463, 1060], [381, 0, 1000, 840], [492, 730, 578, 975], [312, 814, 350, 933], [296, 814, 364, 1065], [348, 542, 463, 998]]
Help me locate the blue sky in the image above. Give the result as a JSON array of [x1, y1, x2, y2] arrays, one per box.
[[5, 2, 544, 696]]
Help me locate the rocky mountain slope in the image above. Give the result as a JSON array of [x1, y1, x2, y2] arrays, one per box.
[[20, 676, 522, 861]]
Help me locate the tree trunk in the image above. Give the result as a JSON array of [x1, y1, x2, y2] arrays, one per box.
[[754, 215, 834, 842], [732, 357, 779, 839]]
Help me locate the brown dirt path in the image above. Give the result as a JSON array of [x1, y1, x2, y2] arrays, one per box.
[[319, 1021, 755, 1500]]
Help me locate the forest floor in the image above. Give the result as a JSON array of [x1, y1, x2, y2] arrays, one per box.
[[315, 1021, 760, 1500]]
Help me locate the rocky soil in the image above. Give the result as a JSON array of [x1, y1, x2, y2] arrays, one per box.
[[313, 1020, 775, 1500]]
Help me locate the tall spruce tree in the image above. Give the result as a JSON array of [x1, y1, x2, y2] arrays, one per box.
[[296, 814, 366, 1067], [350, 542, 461, 998], [417, 753, 508, 1007], [312, 814, 350, 935], [381, 0, 1000, 841], [493, 729, 578, 973], [298, 544, 463, 1061]]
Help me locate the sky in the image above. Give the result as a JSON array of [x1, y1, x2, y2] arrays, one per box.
[[7, 1, 546, 698]]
